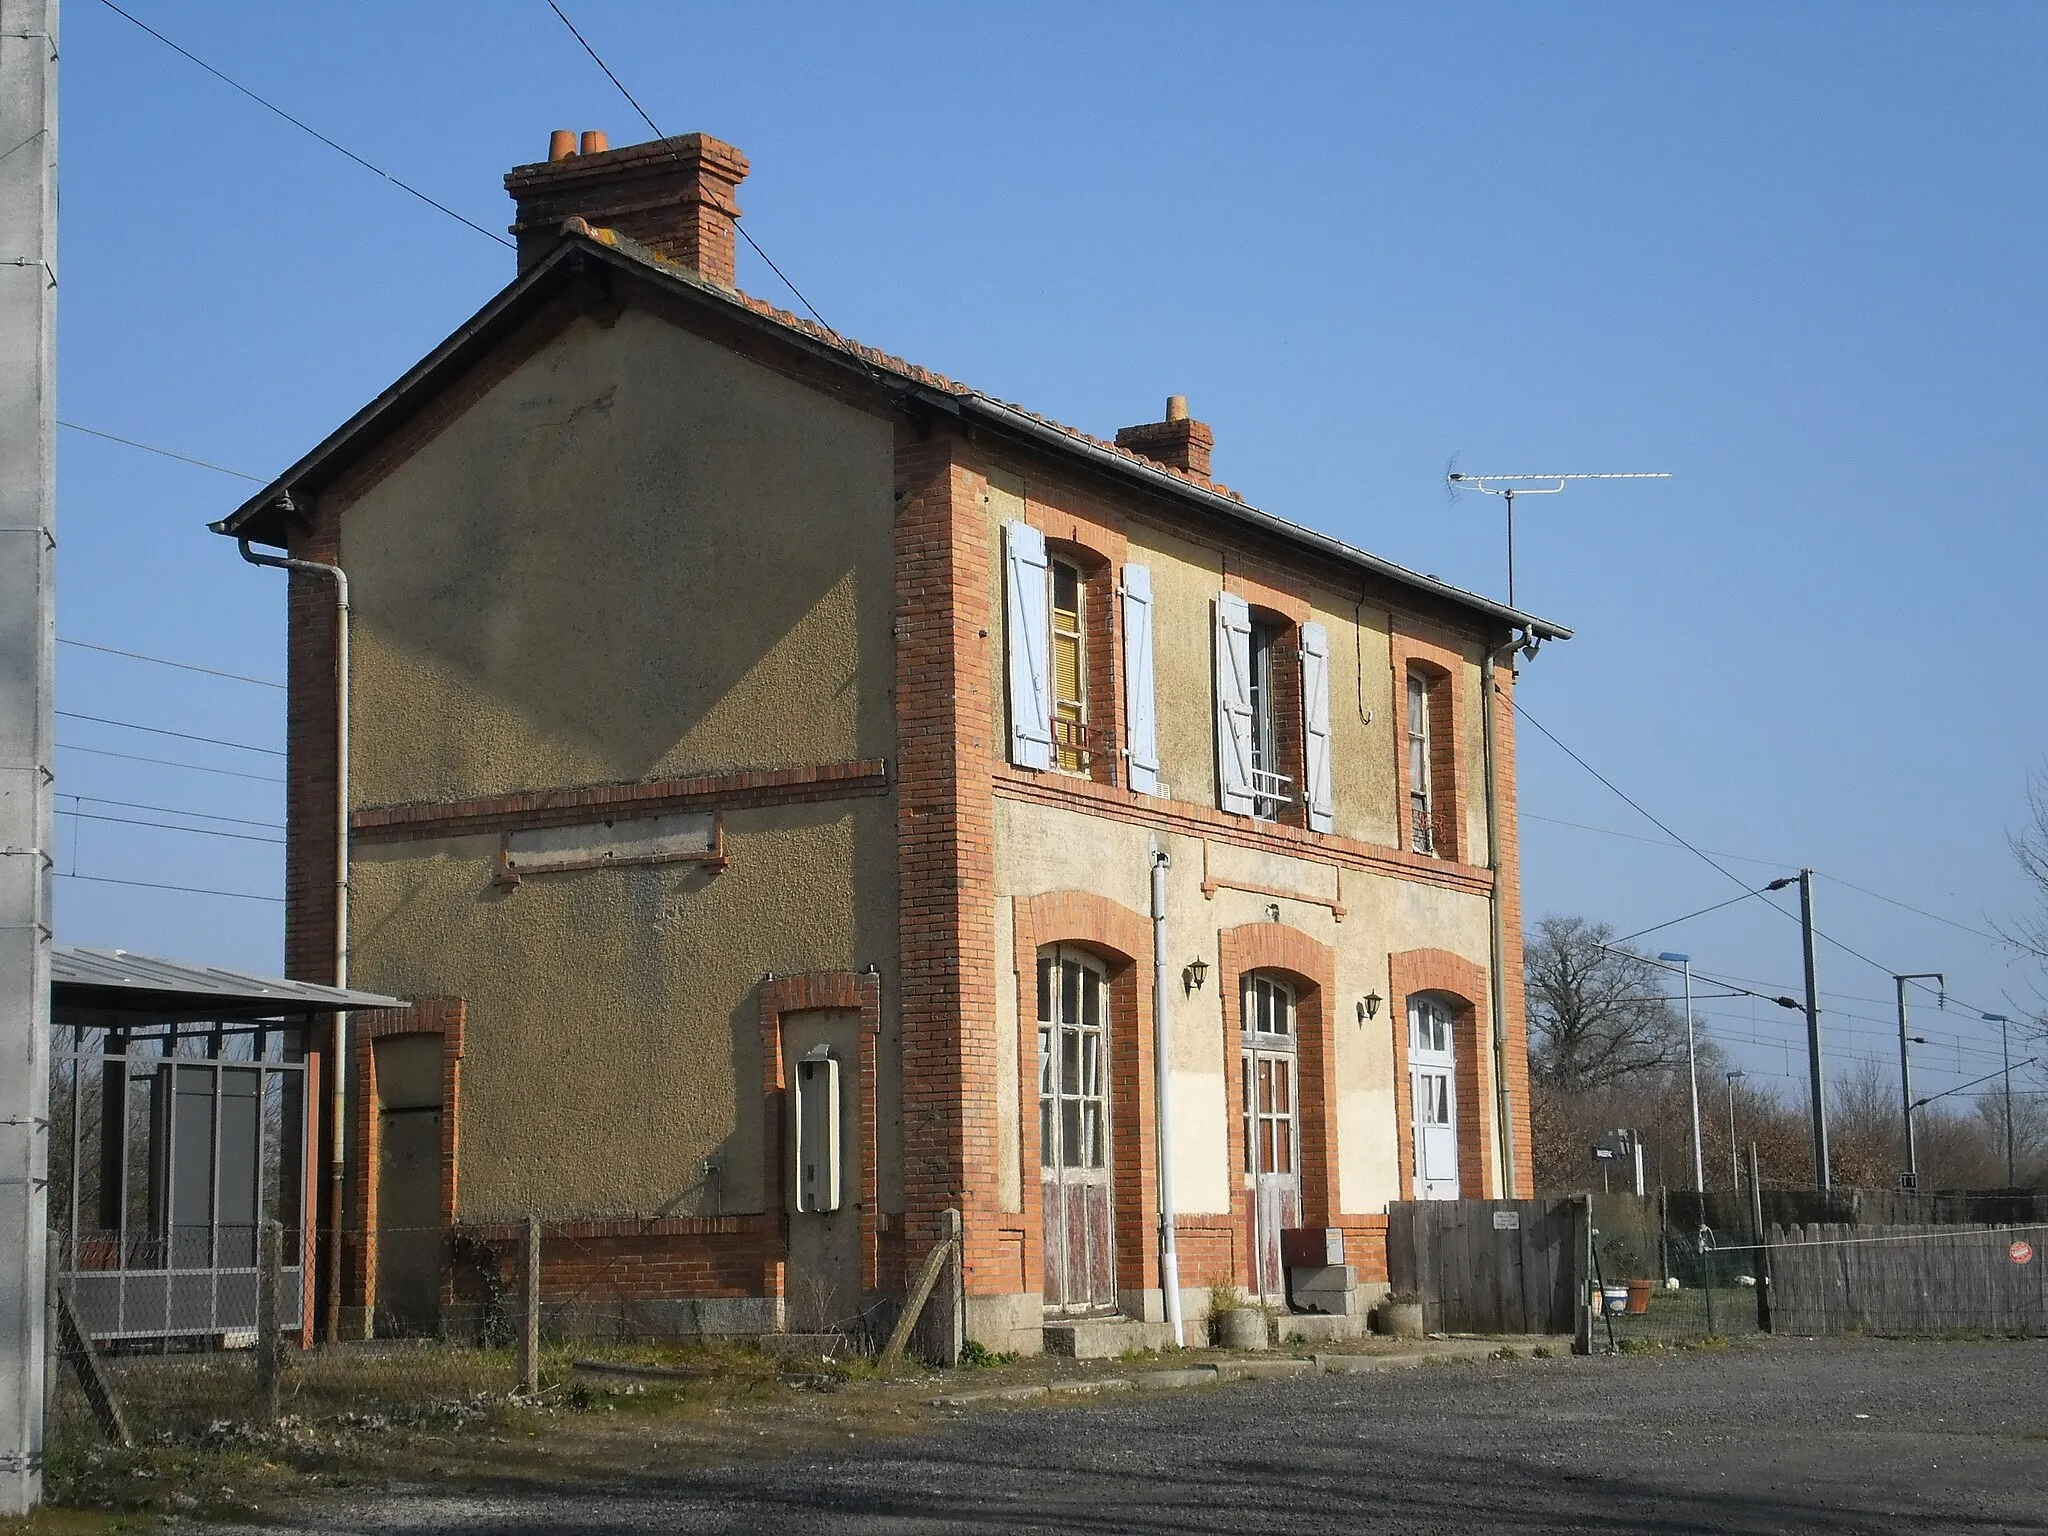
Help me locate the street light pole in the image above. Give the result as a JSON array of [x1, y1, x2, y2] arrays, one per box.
[[1893, 973, 1942, 1188], [1985, 1014, 2015, 1186], [1726, 1070, 1746, 1192], [1660, 952, 1706, 1192]]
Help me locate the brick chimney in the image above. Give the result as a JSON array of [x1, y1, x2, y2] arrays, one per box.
[[1115, 395, 1214, 478], [505, 130, 750, 286]]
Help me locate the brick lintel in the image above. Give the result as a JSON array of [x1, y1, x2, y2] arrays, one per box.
[[352, 758, 890, 843]]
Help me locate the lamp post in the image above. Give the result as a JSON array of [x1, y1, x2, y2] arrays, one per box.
[[1767, 871, 1829, 1190], [1985, 1013, 2015, 1186], [1659, 952, 1706, 1193], [1893, 973, 1942, 1188], [1725, 1070, 1746, 1192]]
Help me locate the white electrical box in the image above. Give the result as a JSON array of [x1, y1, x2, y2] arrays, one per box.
[[793, 1045, 842, 1213]]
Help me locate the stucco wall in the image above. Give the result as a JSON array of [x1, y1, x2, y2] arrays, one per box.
[[340, 307, 894, 807], [334, 306, 901, 1222], [992, 797, 1495, 1221], [351, 798, 900, 1221]]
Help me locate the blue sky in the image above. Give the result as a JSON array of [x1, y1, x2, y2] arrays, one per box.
[[50, 2, 2048, 1119]]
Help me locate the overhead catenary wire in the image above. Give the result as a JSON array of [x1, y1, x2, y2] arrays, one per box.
[[1612, 887, 1773, 946], [56, 807, 284, 846], [58, 793, 280, 829], [59, 637, 285, 690], [93, 0, 513, 249], [58, 742, 285, 784], [55, 871, 282, 904], [57, 710, 283, 757]]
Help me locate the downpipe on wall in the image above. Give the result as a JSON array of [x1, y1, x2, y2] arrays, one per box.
[[1150, 840, 1184, 1346], [1481, 635, 1521, 1199], [238, 523, 351, 1340]]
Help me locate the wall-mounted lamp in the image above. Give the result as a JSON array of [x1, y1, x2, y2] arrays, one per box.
[[1182, 957, 1209, 995], [1357, 991, 1382, 1024]]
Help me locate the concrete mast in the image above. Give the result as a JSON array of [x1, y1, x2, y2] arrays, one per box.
[[0, 0, 58, 1514]]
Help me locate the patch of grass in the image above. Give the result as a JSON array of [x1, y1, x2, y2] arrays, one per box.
[[1615, 1337, 1660, 1356], [957, 1340, 1020, 1370], [1489, 1345, 1519, 1361], [1531, 1345, 1556, 1360]]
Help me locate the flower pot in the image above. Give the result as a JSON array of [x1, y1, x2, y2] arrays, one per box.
[[1625, 1279, 1654, 1316], [1217, 1307, 1270, 1351], [1382, 1300, 1425, 1340], [1601, 1285, 1630, 1316]]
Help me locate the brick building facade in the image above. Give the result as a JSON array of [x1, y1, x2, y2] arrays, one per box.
[[213, 130, 1569, 1352]]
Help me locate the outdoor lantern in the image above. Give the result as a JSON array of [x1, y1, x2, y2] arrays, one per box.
[[1182, 957, 1209, 995], [1357, 991, 1382, 1023]]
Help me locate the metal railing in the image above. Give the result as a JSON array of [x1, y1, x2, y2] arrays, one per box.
[[1410, 805, 1453, 855], [1251, 767, 1293, 819]]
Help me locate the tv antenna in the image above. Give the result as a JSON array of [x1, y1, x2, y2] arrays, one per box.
[[1447, 470, 1671, 608]]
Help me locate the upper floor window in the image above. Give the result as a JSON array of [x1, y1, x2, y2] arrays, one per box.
[[1050, 558, 1088, 774], [1247, 619, 1286, 819], [1407, 670, 1434, 853]]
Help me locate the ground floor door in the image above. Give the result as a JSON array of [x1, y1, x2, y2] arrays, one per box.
[[1242, 974, 1302, 1300], [1039, 946, 1115, 1313], [372, 1034, 445, 1335], [1408, 995, 1460, 1201]]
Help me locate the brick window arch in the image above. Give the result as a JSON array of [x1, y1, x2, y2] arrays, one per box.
[[1387, 948, 1494, 1198], [1011, 891, 1156, 1299], [1217, 923, 1338, 1241]]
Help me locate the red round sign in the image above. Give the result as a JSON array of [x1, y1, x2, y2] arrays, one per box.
[[2012, 1240, 2035, 1265]]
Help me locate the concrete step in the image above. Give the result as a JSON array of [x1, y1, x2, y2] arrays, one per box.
[[1043, 1314, 1150, 1359]]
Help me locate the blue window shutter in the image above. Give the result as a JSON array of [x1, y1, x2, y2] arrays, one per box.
[[1214, 592, 1254, 813], [1004, 521, 1052, 770], [1301, 620, 1334, 833], [1122, 565, 1160, 795]]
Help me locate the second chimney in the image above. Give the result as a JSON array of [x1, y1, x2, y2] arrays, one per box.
[[1115, 396, 1214, 479], [506, 131, 750, 286]]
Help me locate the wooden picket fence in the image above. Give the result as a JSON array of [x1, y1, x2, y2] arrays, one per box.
[[1766, 1222, 2048, 1337]]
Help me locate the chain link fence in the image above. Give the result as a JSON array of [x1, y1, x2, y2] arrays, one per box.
[[1587, 1193, 1766, 1348]]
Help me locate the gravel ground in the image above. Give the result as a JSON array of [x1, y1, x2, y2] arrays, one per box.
[[217, 1337, 2048, 1534]]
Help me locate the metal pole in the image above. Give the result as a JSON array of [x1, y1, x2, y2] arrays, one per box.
[[2001, 1016, 2015, 1187], [1682, 959, 1704, 1193], [1726, 1072, 1743, 1192], [1149, 843, 1184, 1347], [0, 2, 57, 1512], [520, 1215, 540, 1396], [1892, 974, 1940, 1187], [1798, 870, 1829, 1190], [1503, 489, 1515, 608]]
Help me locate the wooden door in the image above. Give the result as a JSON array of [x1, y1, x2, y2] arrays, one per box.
[[1242, 974, 1302, 1300], [1039, 948, 1115, 1313], [1408, 996, 1460, 1200]]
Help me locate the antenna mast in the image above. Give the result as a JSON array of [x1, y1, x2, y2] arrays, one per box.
[[1447, 471, 1671, 608]]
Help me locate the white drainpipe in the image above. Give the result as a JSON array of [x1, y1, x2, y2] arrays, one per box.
[[1150, 841, 1184, 1345], [239, 524, 350, 1338]]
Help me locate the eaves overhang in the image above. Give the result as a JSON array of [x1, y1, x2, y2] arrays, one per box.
[[209, 232, 1571, 643]]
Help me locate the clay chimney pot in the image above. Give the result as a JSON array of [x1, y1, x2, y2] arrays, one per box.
[[1166, 395, 1188, 422], [580, 130, 609, 155], [548, 129, 576, 162]]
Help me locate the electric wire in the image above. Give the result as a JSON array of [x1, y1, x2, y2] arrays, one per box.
[[57, 420, 264, 482], [58, 793, 280, 830], [57, 710, 283, 757], [55, 870, 282, 903], [541, 0, 876, 373], [58, 743, 285, 784], [57, 807, 284, 846], [59, 637, 285, 690], [94, 0, 514, 249], [1613, 887, 1772, 946]]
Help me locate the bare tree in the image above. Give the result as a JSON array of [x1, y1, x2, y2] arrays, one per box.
[[1526, 915, 1687, 1093]]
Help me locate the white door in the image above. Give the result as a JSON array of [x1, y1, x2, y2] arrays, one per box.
[[1408, 996, 1460, 1200], [1241, 974, 1301, 1300]]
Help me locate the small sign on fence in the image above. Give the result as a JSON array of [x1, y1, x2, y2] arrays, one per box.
[[2012, 1240, 2034, 1266], [1492, 1210, 1521, 1231]]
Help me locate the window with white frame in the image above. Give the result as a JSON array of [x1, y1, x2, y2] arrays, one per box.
[[1407, 670, 1434, 854], [1050, 557, 1088, 773], [1248, 619, 1286, 819]]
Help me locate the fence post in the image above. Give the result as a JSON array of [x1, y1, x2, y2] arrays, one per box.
[[1747, 1142, 1770, 1332], [257, 1220, 282, 1426], [520, 1216, 541, 1396]]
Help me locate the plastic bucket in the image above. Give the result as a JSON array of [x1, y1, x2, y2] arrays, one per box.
[[1601, 1285, 1630, 1316]]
